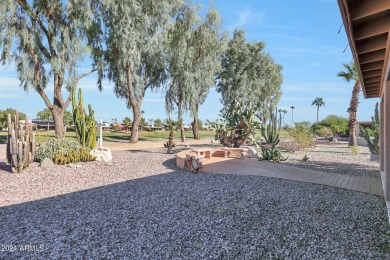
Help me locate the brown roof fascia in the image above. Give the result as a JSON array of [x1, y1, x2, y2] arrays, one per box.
[[338, 0, 368, 98], [380, 32, 390, 97]]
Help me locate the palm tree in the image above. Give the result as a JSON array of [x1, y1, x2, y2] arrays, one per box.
[[311, 97, 325, 124], [290, 106, 295, 127], [337, 63, 361, 146], [282, 110, 287, 126], [278, 109, 282, 128]]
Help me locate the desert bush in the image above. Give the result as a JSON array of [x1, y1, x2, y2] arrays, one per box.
[[294, 121, 312, 129], [315, 127, 333, 137], [318, 115, 349, 135], [35, 139, 94, 163], [287, 126, 314, 152], [112, 125, 122, 132]]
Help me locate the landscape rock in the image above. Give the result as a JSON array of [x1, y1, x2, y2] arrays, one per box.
[[241, 146, 258, 158], [90, 147, 113, 164], [68, 163, 82, 168], [331, 138, 339, 143], [40, 158, 55, 168]]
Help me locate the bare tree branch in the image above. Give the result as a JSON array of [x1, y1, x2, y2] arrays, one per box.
[[64, 69, 97, 108]]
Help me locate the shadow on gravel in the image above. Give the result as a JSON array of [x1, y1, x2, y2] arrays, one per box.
[[1, 172, 389, 259], [282, 160, 380, 178], [0, 162, 11, 172]]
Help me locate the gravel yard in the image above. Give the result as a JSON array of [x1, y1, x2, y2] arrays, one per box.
[[1, 147, 389, 259], [281, 144, 380, 178]]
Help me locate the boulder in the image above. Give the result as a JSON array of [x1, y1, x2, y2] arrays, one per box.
[[241, 146, 258, 158], [90, 147, 113, 164], [40, 158, 55, 168], [331, 138, 339, 143]]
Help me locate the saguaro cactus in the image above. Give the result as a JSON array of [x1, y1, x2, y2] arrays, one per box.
[[72, 86, 96, 149], [6, 111, 36, 173]]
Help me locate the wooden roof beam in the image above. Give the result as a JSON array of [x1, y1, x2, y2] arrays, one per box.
[[365, 88, 379, 93], [354, 17, 390, 40], [350, 0, 390, 21], [365, 76, 381, 83], [361, 61, 383, 72], [356, 34, 388, 54], [359, 49, 385, 64], [364, 78, 381, 87], [363, 69, 382, 78]]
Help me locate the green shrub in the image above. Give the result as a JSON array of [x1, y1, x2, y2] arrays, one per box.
[[315, 127, 333, 137], [112, 125, 122, 132], [294, 121, 312, 129], [287, 127, 314, 152], [318, 115, 349, 135], [35, 139, 93, 163]]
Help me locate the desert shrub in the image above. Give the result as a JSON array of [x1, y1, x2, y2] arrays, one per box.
[[112, 125, 121, 132], [287, 126, 314, 152], [318, 115, 349, 135], [315, 127, 333, 137], [294, 121, 312, 129], [35, 139, 94, 163]]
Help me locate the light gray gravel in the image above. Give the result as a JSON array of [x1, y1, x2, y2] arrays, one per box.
[[1, 148, 389, 259], [281, 144, 380, 178]]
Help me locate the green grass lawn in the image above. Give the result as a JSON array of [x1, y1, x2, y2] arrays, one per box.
[[0, 130, 216, 144]]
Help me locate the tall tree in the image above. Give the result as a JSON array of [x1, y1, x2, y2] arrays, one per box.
[[96, 0, 181, 143], [165, 4, 196, 142], [290, 106, 295, 127], [312, 97, 325, 124], [165, 5, 226, 141], [282, 109, 287, 126], [64, 111, 73, 127], [0, 0, 101, 138], [188, 8, 227, 140], [216, 29, 283, 124], [0, 108, 26, 129], [337, 63, 361, 146], [36, 108, 53, 121]]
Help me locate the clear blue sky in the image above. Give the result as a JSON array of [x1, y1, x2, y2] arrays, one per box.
[[0, 0, 379, 125]]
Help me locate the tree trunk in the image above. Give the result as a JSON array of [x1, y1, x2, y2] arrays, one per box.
[[291, 110, 294, 127], [348, 81, 361, 146], [178, 108, 185, 142], [130, 105, 141, 143], [52, 107, 65, 139], [316, 107, 319, 124], [348, 122, 357, 147], [192, 116, 200, 140]]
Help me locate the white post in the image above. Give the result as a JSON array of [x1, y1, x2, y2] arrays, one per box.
[[99, 119, 103, 148]]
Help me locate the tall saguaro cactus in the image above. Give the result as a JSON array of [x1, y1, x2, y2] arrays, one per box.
[[6, 111, 36, 173], [72, 86, 96, 149]]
